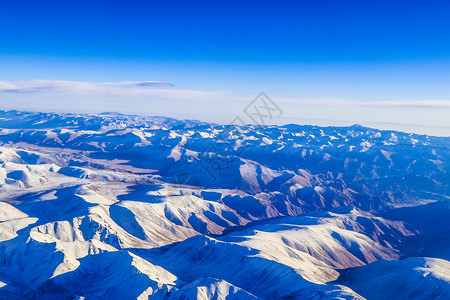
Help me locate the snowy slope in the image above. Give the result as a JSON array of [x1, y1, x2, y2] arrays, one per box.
[[0, 110, 449, 299], [337, 257, 450, 300]]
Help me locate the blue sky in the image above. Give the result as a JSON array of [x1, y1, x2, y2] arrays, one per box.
[[1, 1, 449, 135]]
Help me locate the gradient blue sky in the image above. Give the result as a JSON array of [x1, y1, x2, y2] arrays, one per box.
[[1, 1, 449, 135]]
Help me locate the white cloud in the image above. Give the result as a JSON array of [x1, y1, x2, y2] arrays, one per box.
[[1, 79, 449, 110], [0, 80, 173, 94], [0, 79, 242, 102], [278, 98, 450, 109]]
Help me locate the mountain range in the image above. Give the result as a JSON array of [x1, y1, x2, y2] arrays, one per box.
[[0, 110, 449, 299]]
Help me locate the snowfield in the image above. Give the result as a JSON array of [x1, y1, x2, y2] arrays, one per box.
[[0, 110, 449, 299]]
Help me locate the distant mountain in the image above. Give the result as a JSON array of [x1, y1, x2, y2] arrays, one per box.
[[0, 110, 449, 299]]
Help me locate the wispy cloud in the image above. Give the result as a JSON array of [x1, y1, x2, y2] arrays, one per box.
[[278, 98, 450, 109], [1, 80, 449, 110], [0, 79, 237, 102], [0, 80, 174, 94]]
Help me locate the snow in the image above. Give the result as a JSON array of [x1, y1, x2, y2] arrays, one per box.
[[339, 257, 450, 300], [0, 110, 450, 298], [168, 278, 258, 300]]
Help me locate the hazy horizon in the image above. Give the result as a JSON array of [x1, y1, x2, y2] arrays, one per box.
[[1, 1, 449, 135]]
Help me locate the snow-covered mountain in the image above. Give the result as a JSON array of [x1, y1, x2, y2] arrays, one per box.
[[0, 110, 449, 299]]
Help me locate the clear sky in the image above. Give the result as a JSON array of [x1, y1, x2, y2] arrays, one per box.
[[1, 1, 449, 135]]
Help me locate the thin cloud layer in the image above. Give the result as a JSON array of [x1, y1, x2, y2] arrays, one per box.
[[1, 80, 449, 110], [0, 80, 174, 94], [0, 79, 234, 102], [278, 98, 450, 109]]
